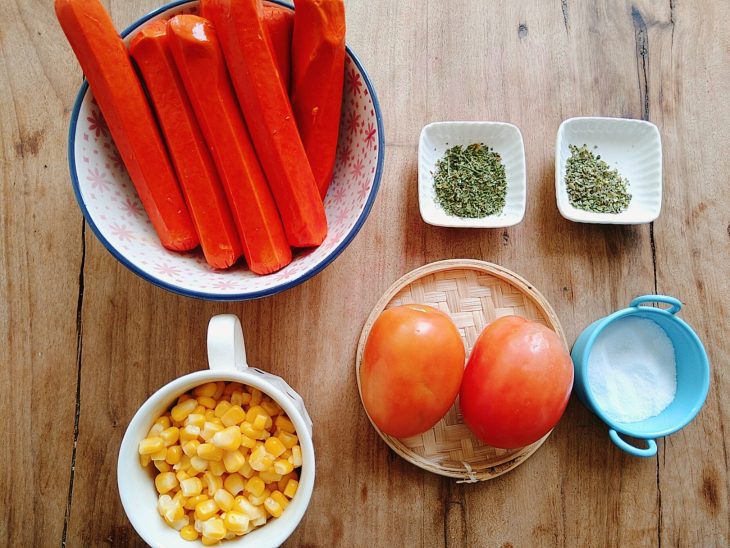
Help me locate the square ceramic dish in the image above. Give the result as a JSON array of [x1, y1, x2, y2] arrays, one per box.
[[555, 117, 662, 224], [418, 121, 526, 228]]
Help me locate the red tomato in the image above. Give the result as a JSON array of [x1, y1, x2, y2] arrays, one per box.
[[460, 316, 573, 449], [360, 304, 465, 438]]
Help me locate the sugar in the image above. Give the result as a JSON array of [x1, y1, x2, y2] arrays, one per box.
[[587, 316, 677, 423]]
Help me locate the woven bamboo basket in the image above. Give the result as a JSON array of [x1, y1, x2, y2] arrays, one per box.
[[355, 259, 567, 481]]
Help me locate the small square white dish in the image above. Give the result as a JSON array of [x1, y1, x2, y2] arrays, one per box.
[[555, 117, 662, 224], [418, 121, 526, 228]]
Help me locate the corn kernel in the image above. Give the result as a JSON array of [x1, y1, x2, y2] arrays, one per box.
[[275, 416, 295, 434], [184, 494, 208, 510], [193, 405, 206, 416], [193, 382, 218, 398], [261, 399, 282, 417], [240, 423, 260, 441], [197, 396, 217, 409], [140, 453, 151, 467], [249, 388, 263, 406], [271, 490, 289, 510], [180, 424, 200, 443], [178, 394, 192, 403], [263, 497, 283, 518], [176, 469, 191, 483], [166, 445, 183, 465], [259, 470, 282, 484], [202, 516, 226, 540], [155, 472, 178, 494], [223, 450, 246, 473], [248, 489, 270, 506], [277, 431, 298, 449], [159, 427, 180, 447], [172, 489, 187, 504], [239, 459, 254, 479], [180, 524, 199, 541], [175, 454, 191, 472], [278, 472, 297, 492], [290, 446, 303, 467], [208, 459, 226, 477], [249, 445, 273, 472], [150, 447, 168, 461], [283, 479, 299, 499], [252, 515, 267, 527], [155, 416, 172, 429], [190, 456, 209, 473], [182, 439, 200, 457], [198, 443, 224, 461], [212, 426, 241, 451], [170, 514, 190, 531], [154, 460, 172, 473], [223, 382, 241, 395], [139, 437, 165, 455], [214, 400, 232, 419], [201, 422, 224, 442], [234, 496, 265, 520], [224, 473, 245, 496], [264, 437, 286, 458], [214, 489, 235, 512], [195, 499, 220, 521], [171, 398, 198, 423], [201, 535, 219, 546], [213, 382, 226, 400], [245, 476, 265, 497], [204, 410, 216, 422], [221, 405, 246, 427], [230, 391, 250, 407], [148, 423, 165, 437], [273, 459, 294, 476], [186, 413, 205, 429], [252, 414, 267, 430], [180, 477, 203, 497], [224, 511, 249, 535], [204, 471, 223, 496]]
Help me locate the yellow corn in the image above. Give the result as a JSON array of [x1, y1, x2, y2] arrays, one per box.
[[186, 413, 205, 429], [224, 473, 245, 496], [150, 447, 168, 461], [175, 455, 191, 472], [155, 416, 172, 429], [170, 514, 190, 532], [201, 535, 219, 546], [278, 472, 297, 492], [176, 469, 190, 483], [213, 382, 226, 400], [271, 490, 289, 510], [154, 460, 172, 473], [245, 476, 265, 497], [198, 443, 224, 462], [239, 458, 254, 479], [182, 440, 200, 457], [201, 516, 226, 540], [223, 450, 246, 473], [283, 479, 299, 499], [204, 471, 223, 496], [224, 511, 249, 535], [166, 445, 183, 465], [190, 456, 208, 473], [139, 437, 164, 455], [273, 459, 294, 476], [214, 489, 235, 512], [275, 416, 295, 434], [247, 489, 270, 506], [252, 414, 267, 431], [263, 496, 283, 518], [184, 494, 208, 511], [201, 422, 224, 442], [277, 431, 298, 449], [223, 382, 241, 395], [208, 459, 226, 477], [171, 398, 198, 423], [248, 445, 273, 472], [204, 409, 217, 422], [260, 399, 282, 417], [258, 470, 282, 484], [249, 388, 263, 406], [155, 472, 178, 494], [139, 454, 151, 467], [148, 423, 165, 437], [193, 382, 218, 398], [195, 499, 220, 521], [193, 405, 206, 416], [221, 405, 246, 427], [290, 446, 303, 467], [180, 476, 203, 497], [180, 524, 199, 541], [197, 396, 217, 410], [230, 390, 251, 407], [214, 400, 232, 419], [212, 426, 241, 451], [180, 424, 201, 443], [264, 437, 286, 458], [160, 427, 180, 447], [239, 423, 261, 441]]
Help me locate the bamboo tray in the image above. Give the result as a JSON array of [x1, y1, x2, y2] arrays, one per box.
[[355, 259, 567, 481]]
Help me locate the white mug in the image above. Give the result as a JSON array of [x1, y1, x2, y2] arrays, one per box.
[[117, 314, 315, 548]]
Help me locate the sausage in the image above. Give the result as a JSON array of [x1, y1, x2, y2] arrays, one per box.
[[263, 4, 294, 93]]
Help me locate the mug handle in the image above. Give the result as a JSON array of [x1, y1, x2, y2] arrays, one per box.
[[207, 315, 248, 372], [630, 295, 682, 315], [609, 429, 657, 458]]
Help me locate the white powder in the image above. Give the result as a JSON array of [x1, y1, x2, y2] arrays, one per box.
[[587, 316, 677, 423]]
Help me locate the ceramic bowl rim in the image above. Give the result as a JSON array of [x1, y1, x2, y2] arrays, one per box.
[[67, 0, 384, 301]]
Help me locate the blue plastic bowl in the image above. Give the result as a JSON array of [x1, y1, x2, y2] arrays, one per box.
[[571, 295, 710, 457]]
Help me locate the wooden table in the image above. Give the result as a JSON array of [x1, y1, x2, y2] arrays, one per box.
[[2, 1, 728, 546]]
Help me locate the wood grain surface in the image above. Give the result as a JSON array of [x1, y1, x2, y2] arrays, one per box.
[[1, 0, 728, 546]]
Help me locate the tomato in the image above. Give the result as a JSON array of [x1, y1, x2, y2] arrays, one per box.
[[460, 316, 573, 449], [360, 304, 465, 438]]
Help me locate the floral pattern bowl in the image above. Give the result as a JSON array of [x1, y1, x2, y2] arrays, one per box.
[[67, 0, 383, 300]]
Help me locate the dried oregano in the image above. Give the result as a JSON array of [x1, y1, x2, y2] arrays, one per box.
[[565, 144, 631, 213], [433, 143, 507, 218]]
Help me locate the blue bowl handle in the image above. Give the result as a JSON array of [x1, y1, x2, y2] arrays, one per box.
[[609, 429, 657, 457], [630, 295, 682, 315]]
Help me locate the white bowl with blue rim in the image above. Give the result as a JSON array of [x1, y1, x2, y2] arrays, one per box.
[[67, 0, 383, 300]]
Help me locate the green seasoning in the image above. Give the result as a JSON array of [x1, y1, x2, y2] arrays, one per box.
[[565, 144, 631, 213], [433, 143, 507, 218]]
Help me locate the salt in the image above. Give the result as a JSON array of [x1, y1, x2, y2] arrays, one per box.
[[587, 316, 677, 423]]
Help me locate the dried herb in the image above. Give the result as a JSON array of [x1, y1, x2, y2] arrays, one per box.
[[565, 144, 631, 213], [433, 143, 507, 218]]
